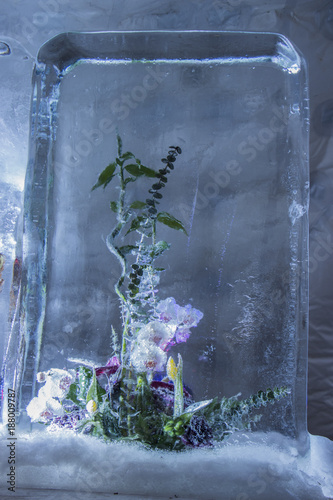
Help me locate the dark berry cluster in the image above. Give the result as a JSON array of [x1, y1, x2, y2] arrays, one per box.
[[182, 415, 214, 448], [128, 262, 144, 298], [146, 145, 182, 218]]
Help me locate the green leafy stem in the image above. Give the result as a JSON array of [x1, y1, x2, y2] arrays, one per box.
[[92, 136, 187, 362], [65, 365, 289, 450]]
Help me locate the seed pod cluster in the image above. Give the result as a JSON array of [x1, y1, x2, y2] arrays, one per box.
[[146, 145, 182, 219], [128, 263, 144, 298]]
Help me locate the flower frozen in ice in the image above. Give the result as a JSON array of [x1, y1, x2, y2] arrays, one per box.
[[156, 297, 181, 324], [95, 355, 121, 378], [36, 371, 46, 383], [26, 396, 64, 423], [86, 400, 98, 415], [129, 321, 177, 372], [156, 297, 203, 347], [26, 368, 76, 423], [38, 368, 76, 401], [178, 303, 204, 328], [136, 321, 175, 348], [130, 339, 167, 373], [157, 297, 203, 328], [150, 380, 194, 414]]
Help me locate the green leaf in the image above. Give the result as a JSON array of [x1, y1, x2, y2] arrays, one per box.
[[156, 212, 188, 235], [101, 401, 121, 438], [86, 369, 106, 405], [125, 215, 148, 235], [124, 177, 135, 185], [140, 166, 157, 178], [66, 383, 82, 407], [110, 201, 118, 213], [130, 201, 147, 210], [118, 245, 138, 255], [77, 366, 93, 401], [183, 399, 214, 415], [125, 164, 144, 177], [150, 240, 170, 258], [121, 151, 135, 161], [124, 164, 157, 178], [92, 162, 117, 190]]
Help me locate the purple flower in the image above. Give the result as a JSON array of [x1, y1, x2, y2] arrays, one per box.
[[155, 297, 203, 348], [95, 356, 120, 378], [175, 327, 191, 343], [150, 380, 193, 414], [49, 407, 88, 431]]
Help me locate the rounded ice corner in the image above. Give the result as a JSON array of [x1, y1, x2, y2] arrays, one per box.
[[270, 32, 307, 75], [36, 31, 81, 74]]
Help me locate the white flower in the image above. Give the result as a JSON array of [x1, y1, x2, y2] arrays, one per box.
[[38, 368, 76, 401], [86, 400, 98, 415], [36, 372, 46, 383], [26, 368, 76, 423], [156, 297, 180, 325], [130, 340, 167, 373], [26, 396, 64, 423], [136, 321, 175, 348], [157, 297, 203, 327]]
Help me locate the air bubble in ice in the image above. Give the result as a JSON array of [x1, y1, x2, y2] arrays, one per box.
[[289, 200, 306, 225], [0, 42, 10, 56], [291, 103, 300, 114], [286, 64, 300, 74]]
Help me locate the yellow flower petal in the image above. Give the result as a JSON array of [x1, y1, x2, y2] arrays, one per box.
[[167, 357, 177, 382]]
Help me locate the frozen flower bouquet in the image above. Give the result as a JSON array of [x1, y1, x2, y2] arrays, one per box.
[[27, 136, 288, 450]]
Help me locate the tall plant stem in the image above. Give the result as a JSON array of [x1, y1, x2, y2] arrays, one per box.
[[152, 218, 156, 246]]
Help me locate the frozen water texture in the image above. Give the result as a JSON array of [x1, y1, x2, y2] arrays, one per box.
[[289, 200, 307, 226], [0, 427, 332, 499]]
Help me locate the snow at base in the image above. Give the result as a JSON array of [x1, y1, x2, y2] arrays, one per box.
[[0, 427, 332, 500]]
